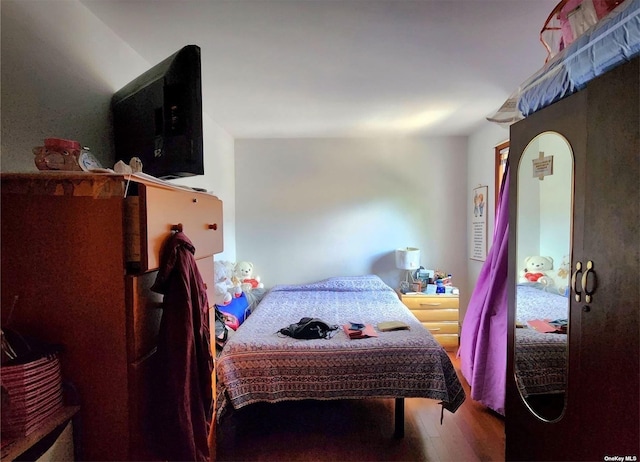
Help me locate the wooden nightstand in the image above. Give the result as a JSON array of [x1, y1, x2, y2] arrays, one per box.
[[398, 291, 460, 350]]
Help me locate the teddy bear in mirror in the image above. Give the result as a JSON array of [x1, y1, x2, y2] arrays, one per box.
[[519, 256, 555, 288]]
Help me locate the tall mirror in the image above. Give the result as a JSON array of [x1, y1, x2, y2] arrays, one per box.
[[514, 131, 573, 421]]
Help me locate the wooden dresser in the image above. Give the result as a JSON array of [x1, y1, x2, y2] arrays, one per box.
[[0, 173, 223, 461], [397, 292, 460, 350]]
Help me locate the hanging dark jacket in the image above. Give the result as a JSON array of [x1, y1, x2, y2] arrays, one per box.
[[151, 231, 213, 462]]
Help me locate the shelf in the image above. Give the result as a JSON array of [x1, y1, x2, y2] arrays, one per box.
[[1, 406, 80, 461]]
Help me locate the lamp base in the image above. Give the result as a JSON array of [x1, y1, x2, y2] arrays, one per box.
[[399, 269, 420, 293]]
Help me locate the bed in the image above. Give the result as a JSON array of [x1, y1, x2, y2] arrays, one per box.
[[215, 275, 465, 435], [514, 284, 569, 397], [488, 0, 640, 124]]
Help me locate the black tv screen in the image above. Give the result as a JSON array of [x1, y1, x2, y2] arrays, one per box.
[[112, 45, 204, 179]]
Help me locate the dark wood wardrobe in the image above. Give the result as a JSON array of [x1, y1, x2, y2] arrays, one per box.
[[506, 57, 639, 461]]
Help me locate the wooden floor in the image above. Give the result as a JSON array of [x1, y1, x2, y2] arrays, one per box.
[[215, 350, 505, 461]]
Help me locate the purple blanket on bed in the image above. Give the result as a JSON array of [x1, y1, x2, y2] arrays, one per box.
[[216, 275, 465, 419]]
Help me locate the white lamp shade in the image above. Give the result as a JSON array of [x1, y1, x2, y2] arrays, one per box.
[[395, 247, 421, 270]]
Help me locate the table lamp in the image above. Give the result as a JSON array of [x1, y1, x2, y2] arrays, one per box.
[[395, 247, 420, 289]]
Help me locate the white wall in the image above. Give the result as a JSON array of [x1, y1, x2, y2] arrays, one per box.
[[516, 133, 573, 291], [464, 121, 510, 322], [0, 0, 140, 171], [0, 0, 237, 260], [170, 114, 237, 262], [1, 0, 515, 308], [235, 137, 468, 293]]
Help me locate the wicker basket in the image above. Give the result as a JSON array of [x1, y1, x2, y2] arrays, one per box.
[[1, 354, 63, 437]]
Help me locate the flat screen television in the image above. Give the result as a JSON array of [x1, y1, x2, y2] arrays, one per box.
[[112, 45, 204, 179]]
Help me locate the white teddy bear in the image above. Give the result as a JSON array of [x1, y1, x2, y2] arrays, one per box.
[[555, 254, 571, 296], [235, 261, 264, 292], [213, 281, 232, 307], [220, 260, 243, 298], [519, 256, 554, 286], [213, 260, 242, 306]]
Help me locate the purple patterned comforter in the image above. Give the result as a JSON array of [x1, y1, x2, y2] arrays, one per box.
[[216, 275, 465, 418], [515, 328, 567, 397], [515, 285, 568, 397]]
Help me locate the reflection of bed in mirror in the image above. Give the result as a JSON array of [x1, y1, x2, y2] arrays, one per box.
[[514, 284, 568, 399]]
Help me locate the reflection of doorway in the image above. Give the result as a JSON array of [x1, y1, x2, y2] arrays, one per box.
[[495, 140, 509, 215]]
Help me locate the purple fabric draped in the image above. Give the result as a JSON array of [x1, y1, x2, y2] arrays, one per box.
[[458, 167, 509, 415]]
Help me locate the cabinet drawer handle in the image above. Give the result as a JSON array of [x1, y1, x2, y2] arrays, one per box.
[[428, 328, 441, 332], [208, 223, 218, 230], [571, 261, 583, 303], [420, 302, 442, 306], [581, 260, 597, 304]]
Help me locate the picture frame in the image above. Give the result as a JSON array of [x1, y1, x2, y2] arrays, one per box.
[[470, 185, 488, 261]]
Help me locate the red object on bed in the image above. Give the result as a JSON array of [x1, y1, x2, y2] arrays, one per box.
[[527, 319, 560, 333], [342, 323, 378, 339]]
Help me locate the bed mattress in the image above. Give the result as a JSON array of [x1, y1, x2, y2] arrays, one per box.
[[215, 275, 465, 419], [514, 284, 569, 397], [515, 328, 567, 397]]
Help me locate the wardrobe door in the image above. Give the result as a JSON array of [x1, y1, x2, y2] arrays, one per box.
[[506, 89, 587, 461], [574, 57, 639, 460]]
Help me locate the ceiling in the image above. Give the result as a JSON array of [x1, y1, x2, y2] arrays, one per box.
[[81, 0, 559, 139]]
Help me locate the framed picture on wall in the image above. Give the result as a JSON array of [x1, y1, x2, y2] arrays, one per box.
[[470, 185, 488, 261]]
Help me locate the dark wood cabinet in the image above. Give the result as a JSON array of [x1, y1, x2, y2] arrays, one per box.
[[1, 173, 223, 461], [506, 57, 639, 461]]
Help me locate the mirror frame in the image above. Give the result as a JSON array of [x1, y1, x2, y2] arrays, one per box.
[[513, 130, 574, 422]]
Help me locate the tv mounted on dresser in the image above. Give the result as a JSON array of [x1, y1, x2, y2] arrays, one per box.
[[112, 44, 204, 179]]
